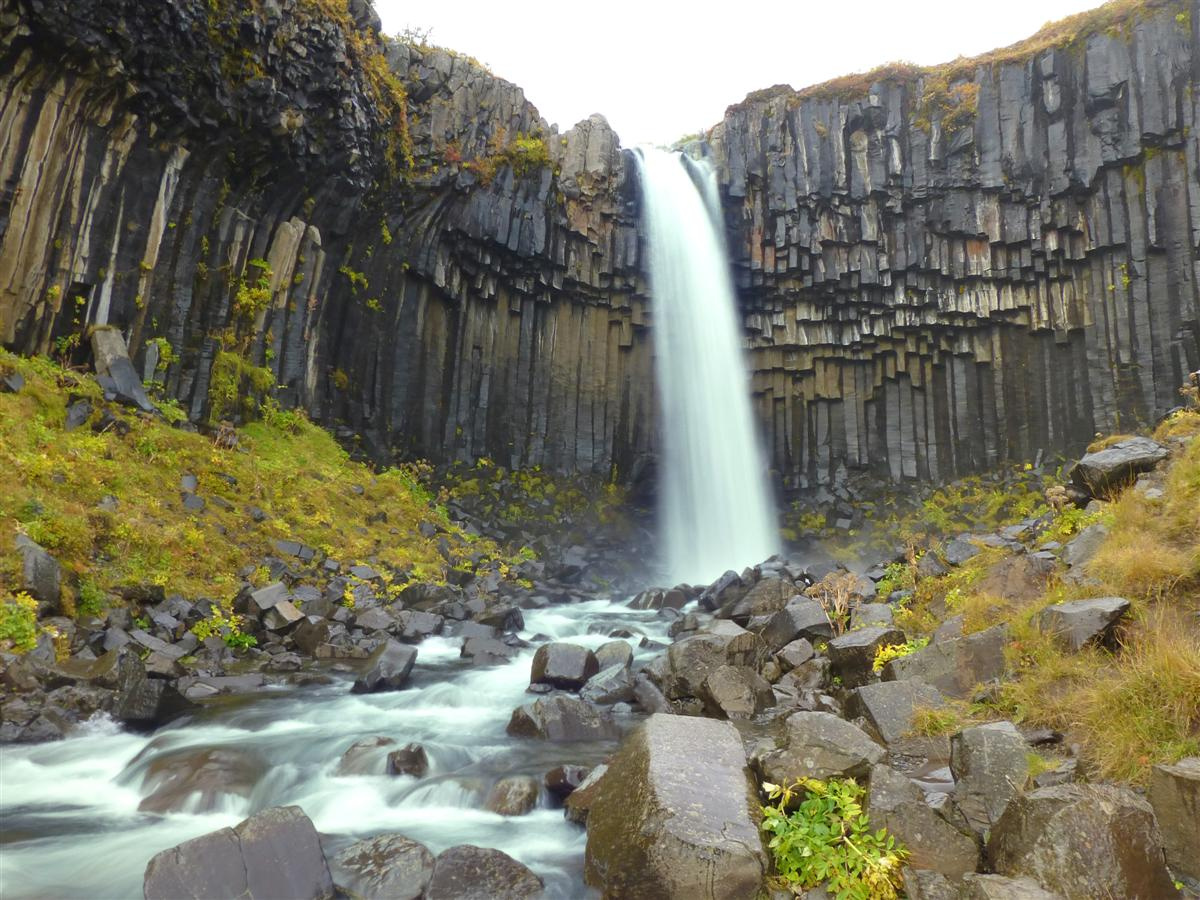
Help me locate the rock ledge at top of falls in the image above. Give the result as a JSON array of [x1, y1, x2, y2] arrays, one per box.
[[583, 713, 767, 899]]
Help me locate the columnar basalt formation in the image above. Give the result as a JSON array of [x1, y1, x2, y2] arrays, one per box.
[[0, 0, 649, 478], [710, 0, 1200, 487], [1, 0, 1197, 491]]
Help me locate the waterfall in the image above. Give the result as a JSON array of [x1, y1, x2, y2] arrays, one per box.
[[636, 147, 779, 585]]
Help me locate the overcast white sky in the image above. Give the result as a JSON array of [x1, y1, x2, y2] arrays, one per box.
[[374, 0, 1105, 147]]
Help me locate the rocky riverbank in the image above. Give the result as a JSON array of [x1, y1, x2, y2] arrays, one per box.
[[4, 345, 1197, 897]]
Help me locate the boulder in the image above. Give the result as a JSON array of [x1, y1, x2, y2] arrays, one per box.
[[543, 764, 590, 801], [986, 783, 1178, 898], [460, 636, 518, 665], [1147, 756, 1200, 882], [564, 763, 607, 825], [293, 616, 332, 656], [506, 694, 618, 742], [1061, 522, 1109, 569], [580, 664, 636, 704], [775, 637, 815, 671], [867, 763, 979, 879], [846, 680, 945, 744], [15, 534, 61, 608], [757, 711, 885, 784], [332, 834, 434, 900], [826, 626, 906, 688], [352, 639, 417, 693], [959, 874, 1064, 898], [426, 845, 543, 899], [143, 806, 333, 900], [395, 609, 445, 641], [530, 642, 599, 690], [759, 599, 832, 651], [594, 640, 633, 671], [883, 625, 1008, 699], [485, 775, 540, 815], [664, 621, 760, 699], [1070, 437, 1169, 498], [336, 736, 396, 776], [138, 747, 265, 814], [950, 722, 1029, 834], [849, 603, 894, 629], [944, 539, 981, 567], [1037, 597, 1130, 651], [584, 714, 767, 898], [387, 743, 429, 777], [720, 576, 795, 622], [700, 665, 774, 719]]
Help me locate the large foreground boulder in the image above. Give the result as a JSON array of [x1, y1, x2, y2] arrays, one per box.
[[332, 834, 434, 900], [426, 845, 543, 899], [144, 806, 333, 899], [584, 714, 767, 898], [986, 783, 1178, 899], [1037, 597, 1130, 651], [950, 722, 1029, 834]]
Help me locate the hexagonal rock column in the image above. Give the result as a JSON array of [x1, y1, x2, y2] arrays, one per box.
[[584, 714, 767, 899]]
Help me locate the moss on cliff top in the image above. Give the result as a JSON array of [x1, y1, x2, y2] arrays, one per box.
[[730, 0, 1185, 112]]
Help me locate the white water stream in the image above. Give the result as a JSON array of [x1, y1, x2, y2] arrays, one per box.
[[0, 601, 671, 899], [637, 148, 779, 584]]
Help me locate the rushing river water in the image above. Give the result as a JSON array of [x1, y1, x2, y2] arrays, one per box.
[[0, 599, 673, 899]]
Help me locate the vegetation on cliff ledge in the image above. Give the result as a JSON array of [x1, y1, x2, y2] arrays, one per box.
[[0, 349, 514, 628]]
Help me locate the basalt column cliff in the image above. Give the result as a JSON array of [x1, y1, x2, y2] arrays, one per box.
[[1, 0, 1198, 489], [0, 0, 649, 478], [710, 0, 1200, 487]]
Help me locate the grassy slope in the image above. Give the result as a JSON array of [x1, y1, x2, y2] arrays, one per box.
[[888, 410, 1200, 782], [0, 350, 509, 624]]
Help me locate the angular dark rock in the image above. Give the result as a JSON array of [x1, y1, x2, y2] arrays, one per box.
[[15, 534, 61, 608], [506, 694, 618, 742], [564, 763, 607, 825], [826, 625, 906, 688], [387, 742, 430, 777], [332, 834, 434, 900], [352, 639, 417, 693], [143, 806, 333, 900], [760, 599, 832, 651], [543, 764, 590, 801], [594, 640, 633, 671], [584, 714, 767, 898], [950, 721, 1030, 834], [700, 664, 774, 720], [529, 642, 599, 690], [1147, 756, 1200, 883], [757, 711, 885, 784], [580, 664, 636, 705], [1038, 597, 1130, 651], [485, 775, 540, 815], [883, 625, 1008, 699], [426, 845, 543, 900], [336, 736, 396, 776], [664, 621, 760, 699], [987, 783, 1177, 899], [846, 679, 945, 744], [1070, 437, 1169, 498], [867, 763, 979, 879]]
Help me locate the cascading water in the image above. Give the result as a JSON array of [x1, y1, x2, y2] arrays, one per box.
[[636, 148, 779, 585]]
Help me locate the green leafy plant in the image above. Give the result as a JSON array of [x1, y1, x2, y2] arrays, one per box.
[[760, 777, 907, 899], [872, 637, 929, 673], [191, 606, 256, 650], [0, 591, 39, 652]]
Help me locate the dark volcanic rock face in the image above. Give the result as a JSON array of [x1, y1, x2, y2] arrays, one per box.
[[2, 0, 1198, 489], [710, 6, 1200, 487]]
